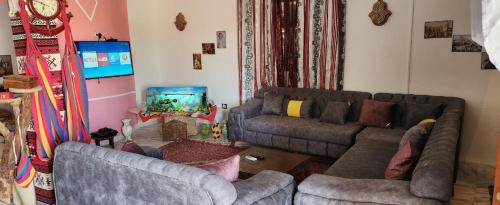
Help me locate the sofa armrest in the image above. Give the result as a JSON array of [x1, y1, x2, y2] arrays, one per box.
[[232, 170, 294, 205], [228, 98, 263, 141], [295, 174, 442, 205]]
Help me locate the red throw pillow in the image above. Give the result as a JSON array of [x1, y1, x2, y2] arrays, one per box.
[[385, 142, 419, 180], [358, 99, 394, 128], [121, 140, 146, 156], [195, 155, 240, 182]]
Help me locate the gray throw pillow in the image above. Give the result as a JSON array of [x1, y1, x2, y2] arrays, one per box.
[[282, 98, 314, 118], [320, 101, 351, 124], [399, 125, 429, 151], [405, 102, 443, 129], [261, 92, 285, 115]]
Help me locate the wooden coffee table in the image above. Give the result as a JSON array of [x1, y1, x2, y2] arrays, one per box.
[[238, 146, 311, 180]]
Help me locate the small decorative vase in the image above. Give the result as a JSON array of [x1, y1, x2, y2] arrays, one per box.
[[122, 119, 133, 141]]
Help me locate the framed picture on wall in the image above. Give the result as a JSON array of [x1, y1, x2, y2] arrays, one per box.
[[202, 43, 215, 54], [482, 52, 497, 70], [193, 53, 202, 70], [452, 35, 482, 52], [0, 55, 13, 77], [424, 20, 453, 39], [216, 31, 226, 48]]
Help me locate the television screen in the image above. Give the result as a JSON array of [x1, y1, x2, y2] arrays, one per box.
[[76, 41, 134, 79], [145, 86, 208, 116]]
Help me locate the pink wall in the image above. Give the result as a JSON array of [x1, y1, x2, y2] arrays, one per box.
[[65, 0, 136, 132]]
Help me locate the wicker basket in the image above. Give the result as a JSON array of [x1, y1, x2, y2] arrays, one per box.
[[162, 119, 187, 141]]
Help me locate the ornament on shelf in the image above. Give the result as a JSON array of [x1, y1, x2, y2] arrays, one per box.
[[368, 0, 392, 26]]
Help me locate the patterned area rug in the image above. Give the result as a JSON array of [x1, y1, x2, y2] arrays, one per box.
[[161, 139, 245, 164]]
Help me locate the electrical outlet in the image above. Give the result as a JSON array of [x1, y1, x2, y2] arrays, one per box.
[[222, 104, 228, 109]]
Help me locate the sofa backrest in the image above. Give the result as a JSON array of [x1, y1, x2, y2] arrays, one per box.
[[374, 93, 465, 127], [53, 142, 237, 205], [256, 87, 371, 121], [374, 93, 465, 202]]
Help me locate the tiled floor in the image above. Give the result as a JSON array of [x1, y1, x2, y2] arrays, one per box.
[[451, 182, 491, 205]]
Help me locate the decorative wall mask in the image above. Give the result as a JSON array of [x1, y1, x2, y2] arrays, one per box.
[[368, 0, 392, 26], [175, 13, 187, 31]]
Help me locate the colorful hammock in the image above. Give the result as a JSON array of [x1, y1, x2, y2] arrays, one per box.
[[18, 0, 90, 161], [15, 153, 36, 188]]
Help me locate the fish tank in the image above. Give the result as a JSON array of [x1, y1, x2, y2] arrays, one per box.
[[145, 86, 208, 116]]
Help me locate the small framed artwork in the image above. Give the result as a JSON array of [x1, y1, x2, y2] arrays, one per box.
[[0, 55, 13, 77], [202, 43, 215, 54], [452, 35, 482, 52], [481, 52, 497, 70], [424, 20, 453, 39], [193, 53, 202, 70], [216, 31, 226, 48]]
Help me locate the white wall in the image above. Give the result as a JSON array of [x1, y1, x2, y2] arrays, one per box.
[[127, 0, 239, 108], [344, 0, 413, 94], [409, 0, 500, 165], [128, 0, 500, 165]]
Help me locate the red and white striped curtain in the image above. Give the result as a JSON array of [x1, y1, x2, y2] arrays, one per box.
[[237, 0, 346, 103]]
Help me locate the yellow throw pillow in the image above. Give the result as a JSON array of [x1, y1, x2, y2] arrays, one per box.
[[287, 100, 303, 118], [418, 118, 437, 126]]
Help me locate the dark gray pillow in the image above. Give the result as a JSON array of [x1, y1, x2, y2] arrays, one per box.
[[405, 102, 443, 129], [399, 125, 429, 152], [320, 101, 351, 124], [282, 98, 314, 118], [261, 92, 285, 115]]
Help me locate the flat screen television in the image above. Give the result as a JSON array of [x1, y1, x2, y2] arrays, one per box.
[[145, 86, 208, 115], [75, 41, 134, 79]]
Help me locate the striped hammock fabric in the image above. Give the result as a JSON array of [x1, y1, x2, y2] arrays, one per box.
[[18, 0, 90, 161], [15, 153, 36, 188]]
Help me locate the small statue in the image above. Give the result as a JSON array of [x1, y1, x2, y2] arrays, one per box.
[[175, 13, 187, 31], [368, 0, 392, 26]]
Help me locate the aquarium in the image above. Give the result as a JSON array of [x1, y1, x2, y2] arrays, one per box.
[[145, 86, 208, 116]]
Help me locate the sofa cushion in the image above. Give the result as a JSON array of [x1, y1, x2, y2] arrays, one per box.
[[325, 140, 398, 179], [399, 124, 429, 152], [358, 100, 395, 128], [282, 98, 313, 118], [244, 115, 363, 146], [356, 127, 406, 144], [320, 101, 351, 125], [261, 92, 285, 115], [385, 142, 419, 180]]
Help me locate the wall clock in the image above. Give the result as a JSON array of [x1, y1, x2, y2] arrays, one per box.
[[25, 0, 72, 36]]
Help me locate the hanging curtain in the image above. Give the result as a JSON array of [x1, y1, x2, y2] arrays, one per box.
[[471, 0, 500, 70], [237, 0, 347, 103]]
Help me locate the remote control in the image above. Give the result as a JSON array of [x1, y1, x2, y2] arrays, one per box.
[[245, 155, 258, 161]]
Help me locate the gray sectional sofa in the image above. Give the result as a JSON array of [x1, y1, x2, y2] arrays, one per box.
[[53, 142, 295, 205], [229, 88, 465, 204]]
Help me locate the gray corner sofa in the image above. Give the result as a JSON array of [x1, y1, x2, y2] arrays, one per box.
[[53, 142, 295, 205], [229, 88, 465, 204]]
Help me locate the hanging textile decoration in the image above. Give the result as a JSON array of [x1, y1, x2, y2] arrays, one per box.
[[17, 0, 90, 161], [15, 153, 36, 188], [237, 0, 347, 103]]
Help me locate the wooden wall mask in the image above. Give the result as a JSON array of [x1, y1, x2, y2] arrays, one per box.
[[368, 0, 392, 26], [175, 13, 187, 31]]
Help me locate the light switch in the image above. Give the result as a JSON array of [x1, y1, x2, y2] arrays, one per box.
[[496, 192, 500, 201]]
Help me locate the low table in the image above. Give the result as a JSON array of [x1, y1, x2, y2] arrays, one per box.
[[238, 146, 311, 180]]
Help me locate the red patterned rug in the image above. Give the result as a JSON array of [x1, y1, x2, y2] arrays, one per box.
[[161, 139, 245, 164]]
